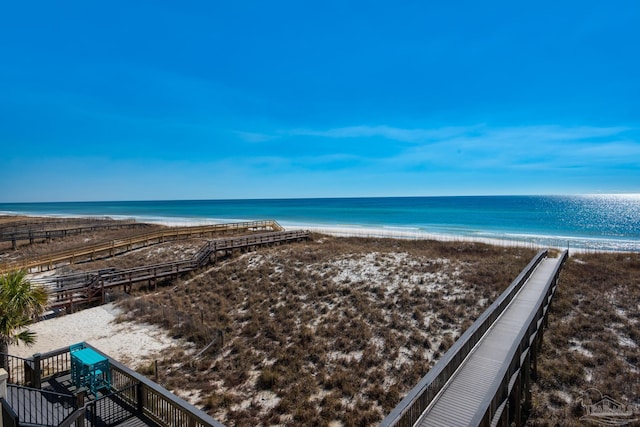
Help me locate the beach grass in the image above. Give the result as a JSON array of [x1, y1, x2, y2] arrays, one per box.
[[3, 216, 638, 426], [525, 251, 640, 426], [115, 234, 537, 425]]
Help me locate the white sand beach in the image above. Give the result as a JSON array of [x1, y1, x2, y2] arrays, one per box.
[[8, 303, 181, 369]]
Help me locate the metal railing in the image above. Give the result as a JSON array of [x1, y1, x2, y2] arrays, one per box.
[[3, 344, 227, 427], [0, 353, 35, 386], [84, 344, 226, 427], [84, 383, 139, 427], [38, 347, 74, 384], [6, 384, 77, 426]]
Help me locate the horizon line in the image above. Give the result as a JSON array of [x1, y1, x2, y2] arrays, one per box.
[[2, 193, 639, 205]]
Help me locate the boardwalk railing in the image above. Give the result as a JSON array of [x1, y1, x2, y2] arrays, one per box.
[[379, 249, 549, 427], [473, 250, 568, 426], [1, 221, 149, 249], [42, 230, 310, 310], [0, 217, 134, 232], [0, 220, 284, 274]]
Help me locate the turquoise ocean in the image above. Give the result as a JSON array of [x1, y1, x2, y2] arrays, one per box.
[[1, 195, 639, 252]]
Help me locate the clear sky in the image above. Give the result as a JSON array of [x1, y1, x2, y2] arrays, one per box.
[[1, 1, 639, 202]]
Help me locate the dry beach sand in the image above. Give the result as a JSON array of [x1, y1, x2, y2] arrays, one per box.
[[9, 302, 185, 369]]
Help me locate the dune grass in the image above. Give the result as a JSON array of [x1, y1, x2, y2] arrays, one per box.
[[7, 218, 634, 425], [525, 252, 640, 426], [117, 235, 536, 426]]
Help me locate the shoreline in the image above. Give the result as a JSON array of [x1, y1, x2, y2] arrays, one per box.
[[1, 211, 638, 253]]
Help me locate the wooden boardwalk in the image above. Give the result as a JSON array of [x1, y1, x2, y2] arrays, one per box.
[[416, 256, 564, 426], [381, 250, 568, 427], [0, 220, 283, 274], [0, 221, 149, 249], [38, 229, 310, 310], [0, 217, 127, 231]]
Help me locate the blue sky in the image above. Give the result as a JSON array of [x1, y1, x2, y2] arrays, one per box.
[[1, 1, 639, 202]]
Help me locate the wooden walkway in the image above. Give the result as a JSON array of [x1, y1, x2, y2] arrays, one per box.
[[0, 221, 149, 249], [0, 220, 283, 274], [0, 217, 127, 231], [39, 229, 310, 310], [416, 256, 564, 426], [381, 250, 568, 427]]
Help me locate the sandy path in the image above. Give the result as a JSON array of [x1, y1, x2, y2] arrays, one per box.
[[8, 303, 181, 369]]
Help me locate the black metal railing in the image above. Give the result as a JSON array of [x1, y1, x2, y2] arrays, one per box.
[[0, 353, 33, 386], [37, 347, 74, 384], [3, 343, 227, 426], [7, 384, 77, 426], [84, 344, 226, 427], [85, 383, 139, 427]]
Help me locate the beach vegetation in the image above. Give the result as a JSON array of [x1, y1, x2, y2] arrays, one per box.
[[114, 234, 536, 425], [0, 269, 48, 368], [11, 216, 621, 425], [526, 252, 640, 426]]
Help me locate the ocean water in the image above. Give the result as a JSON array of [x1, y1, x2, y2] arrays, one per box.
[[1, 195, 639, 252]]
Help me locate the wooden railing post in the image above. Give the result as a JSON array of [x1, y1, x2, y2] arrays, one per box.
[[32, 353, 42, 389], [75, 390, 86, 427], [522, 351, 532, 416], [136, 382, 144, 414]]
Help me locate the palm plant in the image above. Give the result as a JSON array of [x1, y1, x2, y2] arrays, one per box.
[[0, 270, 48, 368]]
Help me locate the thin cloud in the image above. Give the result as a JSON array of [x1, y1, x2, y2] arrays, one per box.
[[286, 125, 480, 142], [233, 131, 274, 143], [361, 124, 639, 172], [282, 123, 630, 144], [232, 123, 638, 174]]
